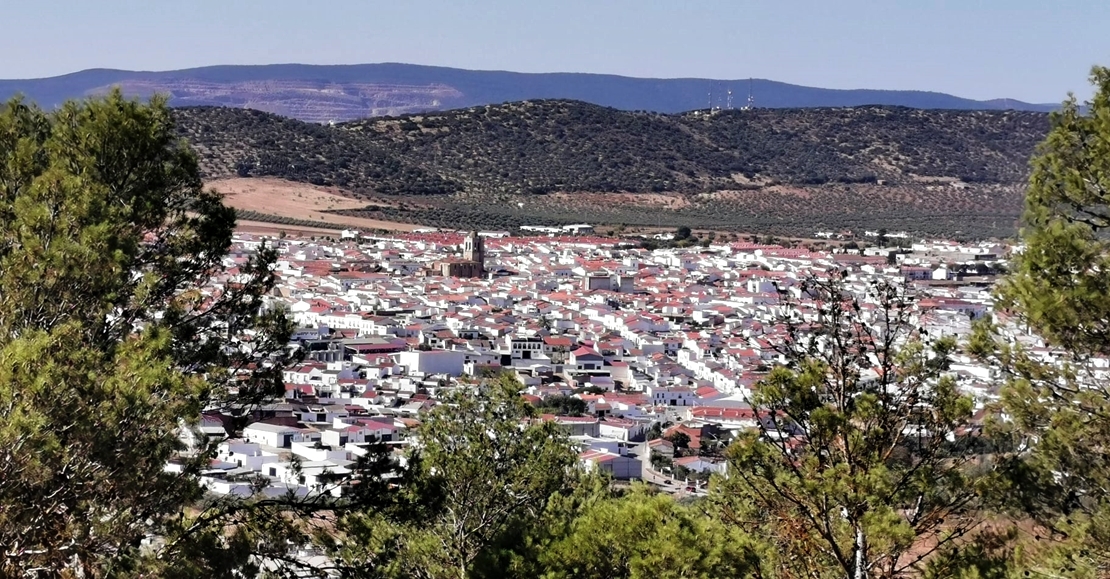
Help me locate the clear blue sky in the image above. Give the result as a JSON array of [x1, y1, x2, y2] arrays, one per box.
[[6, 0, 1108, 103]]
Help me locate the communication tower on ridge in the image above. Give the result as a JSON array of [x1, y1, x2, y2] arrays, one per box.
[[741, 78, 755, 111], [709, 83, 728, 112], [727, 89, 734, 110]]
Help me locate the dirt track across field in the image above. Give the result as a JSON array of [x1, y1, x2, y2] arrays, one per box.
[[207, 178, 419, 232]]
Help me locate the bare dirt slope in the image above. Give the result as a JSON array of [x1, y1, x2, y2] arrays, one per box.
[[207, 178, 418, 232]]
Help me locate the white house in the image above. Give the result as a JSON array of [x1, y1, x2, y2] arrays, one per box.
[[569, 347, 604, 371], [320, 424, 373, 448], [579, 450, 642, 480], [674, 455, 726, 475], [394, 350, 467, 376], [598, 418, 647, 441], [290, 441, 350, 463], [645, 385, 696, 407], [243, 422, 305, 448], [264, 460, 351, 497], [507, 336, 547, 361], [179, 414, 228, 453], [216, 440, 280, 472]]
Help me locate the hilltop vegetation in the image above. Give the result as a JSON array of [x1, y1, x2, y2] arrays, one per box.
[[173, 100, 1049, 237], [179, 106, 460, 195], [178, 100, 1048, 192]]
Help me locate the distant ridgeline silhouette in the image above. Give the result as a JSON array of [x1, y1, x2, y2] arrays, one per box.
[[0, 63, 1058, 123]]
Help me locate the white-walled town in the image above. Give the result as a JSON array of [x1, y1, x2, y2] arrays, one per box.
[[178, 227, 1069, 499]]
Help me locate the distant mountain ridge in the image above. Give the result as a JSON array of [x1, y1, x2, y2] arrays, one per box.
[[0, 63, 1058, 123]]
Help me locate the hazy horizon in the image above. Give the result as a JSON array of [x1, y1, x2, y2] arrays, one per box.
[[5, 1, 1108, 103]]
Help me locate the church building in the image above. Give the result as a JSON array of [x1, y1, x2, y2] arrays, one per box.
[[436, 231, 485, 278]]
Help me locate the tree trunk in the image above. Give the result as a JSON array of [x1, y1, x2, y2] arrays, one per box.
[[853, 523, 867, 579]]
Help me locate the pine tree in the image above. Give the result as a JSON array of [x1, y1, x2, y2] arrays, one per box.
[[533, 485, 761, 579], [977, 66, 1110, 576], [334, 374, 577, 579], [716, 276, 995, 578], [0, 91, 357, 577]]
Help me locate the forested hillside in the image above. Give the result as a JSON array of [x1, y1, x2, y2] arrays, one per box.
[[174, 100, 1050, 237]]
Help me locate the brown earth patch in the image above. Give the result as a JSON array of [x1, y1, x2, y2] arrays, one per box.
[[207, 178, 419, 232]]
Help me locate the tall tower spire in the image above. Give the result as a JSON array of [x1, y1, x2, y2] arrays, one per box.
[[464, 231, 485, 275]]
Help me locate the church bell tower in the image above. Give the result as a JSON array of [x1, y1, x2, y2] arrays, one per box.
[[463, 231, 484, 274]]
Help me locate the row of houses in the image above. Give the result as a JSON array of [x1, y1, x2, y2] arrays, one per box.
[[181, 229, 1037, 498]]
